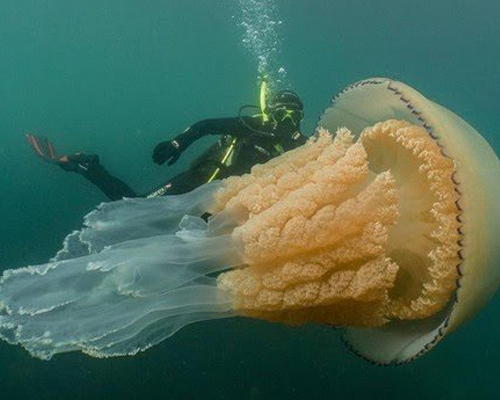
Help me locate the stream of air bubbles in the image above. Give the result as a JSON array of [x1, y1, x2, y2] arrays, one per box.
[[236, 0, 289, 92]]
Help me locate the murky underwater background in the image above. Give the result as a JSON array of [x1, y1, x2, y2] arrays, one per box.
[[1, 0, 499, 398]]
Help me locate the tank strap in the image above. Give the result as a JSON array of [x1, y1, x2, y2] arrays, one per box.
[[207, 137, 239, 182]]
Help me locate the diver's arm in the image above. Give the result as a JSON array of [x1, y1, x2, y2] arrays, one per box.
[[59, 154, 137, 200], [152, 117, 256, 165], [174, 117, 253, 148]]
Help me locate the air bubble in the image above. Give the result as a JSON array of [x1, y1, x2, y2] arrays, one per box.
[[236, 0, 290, 91]]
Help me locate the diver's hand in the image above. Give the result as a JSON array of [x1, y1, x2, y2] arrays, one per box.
[[57, 153, 99, 173], [152, 140, 182, 166]]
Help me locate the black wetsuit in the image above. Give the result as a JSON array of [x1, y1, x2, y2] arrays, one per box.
[[77, 116, 307, 200]]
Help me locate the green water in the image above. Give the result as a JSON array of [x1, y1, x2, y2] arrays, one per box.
[[1, 0, 499, 398]]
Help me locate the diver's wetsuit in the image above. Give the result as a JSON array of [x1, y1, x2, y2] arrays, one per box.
[[75, 116, 307, 200], [73, 155, 137, 200]]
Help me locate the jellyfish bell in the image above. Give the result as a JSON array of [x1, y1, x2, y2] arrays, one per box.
[[1, 78, 499, 364], [317, 78, 500, 363]]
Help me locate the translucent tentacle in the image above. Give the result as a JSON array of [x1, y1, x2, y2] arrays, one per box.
[[0, 182, 241, 359], [53, 181, 222, 260]]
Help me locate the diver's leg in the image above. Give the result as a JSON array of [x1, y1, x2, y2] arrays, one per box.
[[26, 135, 136, 201], [60, 154, 137, 200], [144, 168, 209, 198]]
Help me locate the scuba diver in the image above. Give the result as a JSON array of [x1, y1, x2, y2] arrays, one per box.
[[27, 85, 307, 200]]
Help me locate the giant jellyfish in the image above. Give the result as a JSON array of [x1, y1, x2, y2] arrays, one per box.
[[1, 78, 500, 364]]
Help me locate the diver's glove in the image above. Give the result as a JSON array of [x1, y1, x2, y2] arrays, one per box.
[[57, 153, 100, 174], [152, 139, 182, 166]]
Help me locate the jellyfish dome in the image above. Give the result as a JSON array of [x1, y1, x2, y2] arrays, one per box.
[[1, 78, 500, 364], [317, 78, 500, 363]]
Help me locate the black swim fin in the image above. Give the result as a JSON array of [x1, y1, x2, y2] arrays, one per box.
[[26, 133, 58, 164]]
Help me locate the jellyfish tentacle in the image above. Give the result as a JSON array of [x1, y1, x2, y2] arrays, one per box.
[[54, 181, 223, 261], [0, 183, 241, 360]]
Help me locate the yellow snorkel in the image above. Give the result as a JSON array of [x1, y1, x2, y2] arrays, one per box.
[[237, 77, 276, 138], [260, 78, 270, 122]]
